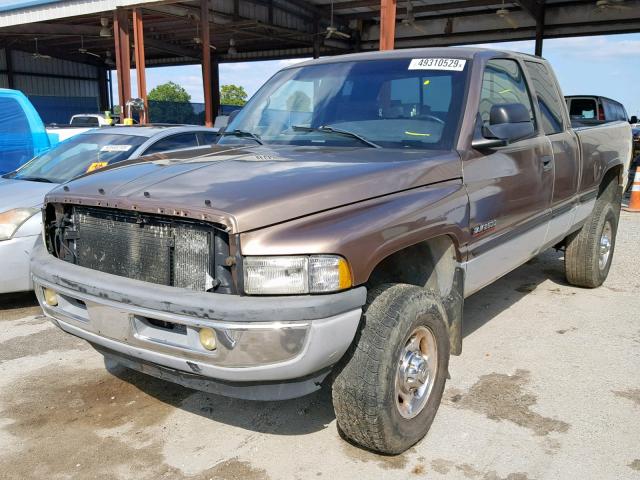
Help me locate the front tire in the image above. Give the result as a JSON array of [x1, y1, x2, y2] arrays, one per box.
[[332, 284, 450, 454]]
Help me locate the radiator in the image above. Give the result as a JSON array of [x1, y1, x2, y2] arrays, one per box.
[[69, 206, 216, 291]]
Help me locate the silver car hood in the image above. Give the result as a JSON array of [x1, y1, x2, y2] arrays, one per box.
[[0, 178, 59, 212]]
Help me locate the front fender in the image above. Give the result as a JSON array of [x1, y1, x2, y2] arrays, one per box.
[[240, 179, 469, 286]]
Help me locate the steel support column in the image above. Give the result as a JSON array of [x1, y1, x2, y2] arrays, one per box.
[[379, 0, 397, 50], [97, 67, 109, 112], [201, 0, 213, 127], [133, 8, 148, 123], [534, 2, 545, 57], [5, 48, 14, 88], [113, 9, 132, 115], [212, 55, 220, 118], [313, 19, 321, 58]]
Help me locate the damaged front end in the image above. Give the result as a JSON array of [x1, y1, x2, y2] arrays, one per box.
[[42, 203, 235, 294]]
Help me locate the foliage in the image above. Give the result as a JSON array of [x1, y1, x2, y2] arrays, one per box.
[[147, 82, 194, 123], [220, 84, 248, 106], [148, 82, 192, 103]]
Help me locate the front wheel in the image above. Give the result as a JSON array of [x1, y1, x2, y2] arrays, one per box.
[[332, 284, 450, 454]]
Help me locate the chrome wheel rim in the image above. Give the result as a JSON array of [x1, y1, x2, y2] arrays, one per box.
[[394, 326, 438, 419], [599, 221, 612, 271]]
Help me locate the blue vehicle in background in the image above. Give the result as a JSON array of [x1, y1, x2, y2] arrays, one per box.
[[0, 88, 54, 174]]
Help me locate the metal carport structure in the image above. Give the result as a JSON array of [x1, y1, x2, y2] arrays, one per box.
[[1, 0, 639, 126]]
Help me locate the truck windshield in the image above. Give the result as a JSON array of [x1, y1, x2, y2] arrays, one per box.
[[220, 58, 469, 150], [3, 132, 146, 184]]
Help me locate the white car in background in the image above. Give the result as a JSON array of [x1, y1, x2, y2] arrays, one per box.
[[0, 125, 218, 294], [69, 113, 116, 127]]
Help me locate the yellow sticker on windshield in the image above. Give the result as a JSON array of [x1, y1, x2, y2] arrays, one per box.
[[405, 131, 431, 137], [86, 161, 108, 173], [423, 79, 431, 85]]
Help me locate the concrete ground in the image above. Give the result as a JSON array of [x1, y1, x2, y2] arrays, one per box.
[[1, 213, 639, 480]]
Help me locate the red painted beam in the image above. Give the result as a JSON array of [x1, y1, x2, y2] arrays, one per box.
[[113, 9, 132, 115], [379, 0, 397, 50], [201, 0, 213, 127], [133, 8, 148, 123]]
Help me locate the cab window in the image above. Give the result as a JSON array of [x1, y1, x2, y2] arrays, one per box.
[[479, 59, 536, 130], [525, 61, 565, 135]]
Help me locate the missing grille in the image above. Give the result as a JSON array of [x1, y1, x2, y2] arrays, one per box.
[[46, 205, 234, 293]]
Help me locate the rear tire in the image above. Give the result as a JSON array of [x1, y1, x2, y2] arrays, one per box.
[[565, 178, 621, 288], [332, 284, 450, 454]]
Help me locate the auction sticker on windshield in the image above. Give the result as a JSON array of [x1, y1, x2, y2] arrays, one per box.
[[100, 145, 132, 152], [408, 58, 466, 71]]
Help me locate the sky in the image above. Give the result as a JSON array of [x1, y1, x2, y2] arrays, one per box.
[[113, 32, 640, 117]]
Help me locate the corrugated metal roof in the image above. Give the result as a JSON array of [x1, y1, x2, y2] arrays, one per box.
[[0, 0, 62, 13], [0, 0, 157, 27]]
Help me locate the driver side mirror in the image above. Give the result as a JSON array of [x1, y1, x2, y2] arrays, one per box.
[[630, 115, 638, 124], [472, 103, 535, 150]]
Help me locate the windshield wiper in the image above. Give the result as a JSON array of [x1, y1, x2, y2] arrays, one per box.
[[221, 129, 263, 145], [17, 176, 53, 183], [291, 125, 381, 148]]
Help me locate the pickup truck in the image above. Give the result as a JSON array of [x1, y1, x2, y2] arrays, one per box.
[[0, 88, 52, 174], [32, 48, 632, 454], [565, 94, 636, 126]]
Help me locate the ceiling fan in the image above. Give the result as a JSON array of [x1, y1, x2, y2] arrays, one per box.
[[104, 50, 115, 67], [192, 22, 217, 50], [401, 1, 427, 34], [496, 0, 518, 29], [595, 0, 630, 10], [326, 0, 350, 39], [78, 36, 101, 58], [99, 17, 112, 38], [31, 38, 52, 60]]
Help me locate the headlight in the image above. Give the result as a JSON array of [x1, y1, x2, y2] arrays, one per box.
[[0, 208, 40, 241], [243, 255, 353, 295]]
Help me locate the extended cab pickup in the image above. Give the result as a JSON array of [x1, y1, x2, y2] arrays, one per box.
[[32, 48, 632, 454]]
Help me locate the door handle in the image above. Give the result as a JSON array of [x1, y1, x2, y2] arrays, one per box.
[[541, 155, 553, 172]]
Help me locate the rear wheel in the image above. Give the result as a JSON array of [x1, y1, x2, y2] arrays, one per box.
[[565, 178, 621, 288], [332, 284, 450, 454]]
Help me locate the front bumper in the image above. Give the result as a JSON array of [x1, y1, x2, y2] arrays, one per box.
[[31, 242, 366, 398], [0, 234, 39, 294]]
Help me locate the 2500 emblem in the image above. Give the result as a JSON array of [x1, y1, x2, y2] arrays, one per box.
[[472, 219, 497, 236]]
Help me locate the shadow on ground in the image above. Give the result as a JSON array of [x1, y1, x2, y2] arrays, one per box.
[[0, 291, 38, 309], [462, 248, 568, 338], [106, 360, 337, 436]]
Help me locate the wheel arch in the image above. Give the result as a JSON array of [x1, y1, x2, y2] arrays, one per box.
[[600, 163, 624, 194], [365, 235, 465, 355]]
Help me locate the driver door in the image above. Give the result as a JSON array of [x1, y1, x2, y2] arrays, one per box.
[[464, 58, 554, 296]]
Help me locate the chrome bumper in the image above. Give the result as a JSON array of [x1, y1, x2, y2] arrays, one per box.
[[31, 242, 366, 385]]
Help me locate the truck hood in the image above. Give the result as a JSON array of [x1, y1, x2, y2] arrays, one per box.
[[0, 177, 58, 212], [45, 144, 462, 233]]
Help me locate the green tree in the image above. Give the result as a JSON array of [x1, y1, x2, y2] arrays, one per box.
[[148, 81, 192, 103], [220, 84, 248, 106], [147, 81, 194, 124]]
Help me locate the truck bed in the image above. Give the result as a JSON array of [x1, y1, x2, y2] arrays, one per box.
[[573, 120, 633, 191]]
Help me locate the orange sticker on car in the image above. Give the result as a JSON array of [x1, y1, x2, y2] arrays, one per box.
[[86, 161, 109, 173]]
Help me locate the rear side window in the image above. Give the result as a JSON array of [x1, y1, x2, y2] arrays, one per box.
[[0, 97, 33, 173], [568, 98, 597, 119], [602, 99, 617, 121], [144, 133, 200, 155], [525, 61, 565, 135], [479, 59, 536, 129]]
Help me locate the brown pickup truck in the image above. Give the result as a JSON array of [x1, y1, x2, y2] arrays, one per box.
[[32, 48, 632, 454]]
